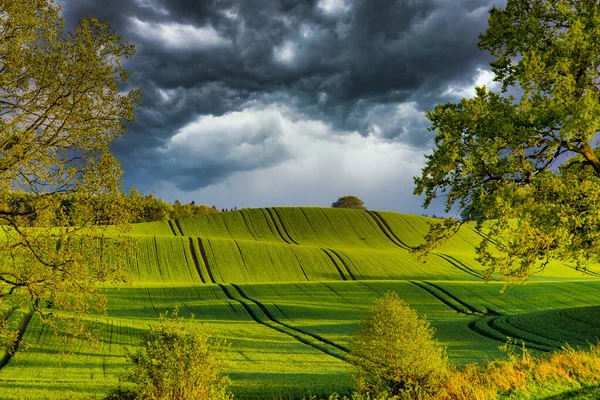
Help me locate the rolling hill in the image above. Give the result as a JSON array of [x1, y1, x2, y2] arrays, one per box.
[[1, 207, 599, 399]]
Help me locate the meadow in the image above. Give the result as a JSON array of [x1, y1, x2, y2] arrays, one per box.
[[0, 207, 599, 399]]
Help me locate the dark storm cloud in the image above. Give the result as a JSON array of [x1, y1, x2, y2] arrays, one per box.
[[60, 0, 505, 195]]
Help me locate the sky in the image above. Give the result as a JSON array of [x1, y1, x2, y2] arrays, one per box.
[[59, 0, 506, 215]]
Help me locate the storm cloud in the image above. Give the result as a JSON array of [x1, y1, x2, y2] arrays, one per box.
[[59, 0, 506, 213]]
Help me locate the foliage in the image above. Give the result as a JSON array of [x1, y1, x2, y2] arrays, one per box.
[[414, 0, 600, 281], [350, 292, 448, 399], [0, 0, 140, 339], [127, 189, 218, 222], [123, 310, 232, 400], [332, 196, 367, 210]]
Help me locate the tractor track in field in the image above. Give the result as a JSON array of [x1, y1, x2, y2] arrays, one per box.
[[290, 249, 310, 281], [225, 301, 242, 317], [434, 253, 487, 280], [322, 283, 360, 307], [467, 225, 498, 245], [218, 283, 349, 362], [409, 281, 475, 315], [145, 288, 161, 316], [239, 210, 258, 241], [152, 237, 165, 281], [468, 317, 555, 352], [365, 211, 411, 250], [563, 264, 600, 278], [174, 220, 185, 236], [230, 284, 351, 354], [410, 280, 556, 351], [422, 281, 486, 315], [0, 310, 35, 370], [197, 238, 217, 284], [328, 249, 356, 280], [168, 220, 178, 236], [35, 321, 46, 345], [371, 211, 414, 250], [237, 350, 252, 362], [273, 208, 300, 245], [264, 208, 292, 244], [557, 307, 600, 329], [259, 209, 288, 244], [266, 208, 299, 245], [498, 316, 563, 349], [321, 249, 348, 281], [188, 237, 206, 283]]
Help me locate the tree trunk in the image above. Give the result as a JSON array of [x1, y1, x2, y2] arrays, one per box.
[[580, 142, 600, 177]]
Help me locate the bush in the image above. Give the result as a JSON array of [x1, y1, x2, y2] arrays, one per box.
[[350, 292, 448, 399], [331, 196, 367, 210], [122, 310, 232, 400]]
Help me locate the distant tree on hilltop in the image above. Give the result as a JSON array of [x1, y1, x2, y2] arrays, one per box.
[[332, 196, 367, 210]]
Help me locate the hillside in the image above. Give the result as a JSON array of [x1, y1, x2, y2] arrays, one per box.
[[1, 208, 599, 399]]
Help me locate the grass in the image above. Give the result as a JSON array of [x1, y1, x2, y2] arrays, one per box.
[[0, 207, 599, 399]]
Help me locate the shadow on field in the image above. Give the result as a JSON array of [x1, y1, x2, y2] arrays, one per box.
[[542, 385, 600, 399], [228, 371, 351, 400]]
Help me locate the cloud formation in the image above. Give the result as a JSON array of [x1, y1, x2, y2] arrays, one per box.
[[59, 0, 507, 213]]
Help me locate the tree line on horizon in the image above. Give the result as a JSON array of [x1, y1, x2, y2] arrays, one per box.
[[0, 189, 220, 226]]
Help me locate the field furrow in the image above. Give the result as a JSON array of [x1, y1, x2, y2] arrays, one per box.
[[0, 310, 34, 369], [187, 237, 206, 283], [434, 253, 486, 280], [218, 284, 348, 362]]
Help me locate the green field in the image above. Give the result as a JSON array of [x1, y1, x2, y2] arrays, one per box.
[[1, 207, 599, 399]]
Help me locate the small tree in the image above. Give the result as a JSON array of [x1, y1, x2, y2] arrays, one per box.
[[351, 292, 448, 399], [123, 310, 232, 400], [331, 195, 367, 210]]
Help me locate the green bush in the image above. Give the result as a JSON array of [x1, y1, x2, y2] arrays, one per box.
[[350, 292, 448, 399], [123, 310, 232, 400]]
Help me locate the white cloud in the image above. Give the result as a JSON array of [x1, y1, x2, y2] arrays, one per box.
[[273, 41, 296, 64], [317, 0, 351, 14], [129, 17, 229, 49], [157, 88, 177, 102], [165, 106, 292, 169], [443, 68, 501, 98], [222, 8, 239, 20], [153, 104, 434, 214]]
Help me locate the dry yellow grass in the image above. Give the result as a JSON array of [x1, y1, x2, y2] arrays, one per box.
[[441, 341, 600, 400]]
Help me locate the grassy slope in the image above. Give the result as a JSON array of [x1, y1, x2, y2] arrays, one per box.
[[0, 207, 599, 399]]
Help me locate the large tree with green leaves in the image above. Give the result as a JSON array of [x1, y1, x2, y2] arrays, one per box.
[[414, 0, 600, 281], [0, 0, 140, 343]]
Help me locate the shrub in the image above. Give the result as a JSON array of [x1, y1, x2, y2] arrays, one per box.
[[122, 310, 232, 400], [350, 292, 448, 399]]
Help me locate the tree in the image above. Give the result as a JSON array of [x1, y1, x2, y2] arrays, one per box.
[[0, 0, 140, 340], [331, 195, 367, 209], [414, 0, 600, 281], [123, 310, 232, 400], [351, 292, 448, 398]]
